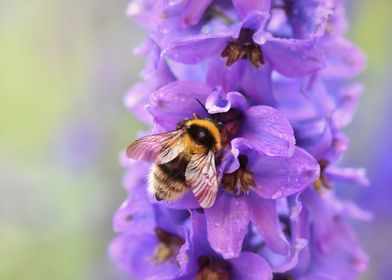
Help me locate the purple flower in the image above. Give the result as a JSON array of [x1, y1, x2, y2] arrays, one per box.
[[179, 211, 274, 280], [112, 0, 369, 279], [163, 10, 326, 77], [111, 162, 190, 279]]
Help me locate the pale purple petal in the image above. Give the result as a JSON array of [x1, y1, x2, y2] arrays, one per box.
[[299, 275, 334, 280], [326, 166, 369, 187], [206, 57, 246, 93], [242, 105, 295, 157], [233, 0, 271, 20], [230, 252, 273, 280], [321, 37, 366, 79], [109, 234, 180, 279], [148, 80, 213, 130], [272, 238, 308, 273], [263, 38, 327, 77], [182, 0, 213, 26], [332, 83, 363, 128], [163, 32, 231, 64], [205, 193, 250, 259], [206, 90, 249, 114], [241, 64, 275, 106], [150, 190, 200, 209], [113, 198, 155, 235]]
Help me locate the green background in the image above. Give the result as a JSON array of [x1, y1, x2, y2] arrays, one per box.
[[0, 0, 390, 279]]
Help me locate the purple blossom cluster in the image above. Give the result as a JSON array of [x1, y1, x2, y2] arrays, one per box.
[[111, 1, 369, 279]]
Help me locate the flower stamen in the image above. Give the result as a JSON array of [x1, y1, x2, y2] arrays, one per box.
[[152, 228, 184, 264], [222, 155, 256, 194], [314, 160, 332, 193], [221, 28, 265, 68], [196, 256, 230, 280]]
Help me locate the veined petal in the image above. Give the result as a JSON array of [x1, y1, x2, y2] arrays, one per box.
[[263, 38, 326, 77], [252, 147, 319, 199], [242, 105, 295, 157], [205, 192, 250, 259]]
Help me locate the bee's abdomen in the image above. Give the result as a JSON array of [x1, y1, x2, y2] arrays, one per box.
[[158, 157, 188, 183], [149, 157, 189, 202]]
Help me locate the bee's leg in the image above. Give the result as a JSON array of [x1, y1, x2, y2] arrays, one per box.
[[155, 193, 163, 201]]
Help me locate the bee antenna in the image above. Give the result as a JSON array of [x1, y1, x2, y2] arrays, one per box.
[[196, 99, 210, 115]]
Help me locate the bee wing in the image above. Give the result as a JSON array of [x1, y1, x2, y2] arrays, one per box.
[[156, 131, 185, 164], [185, 150, 218, 208], [126, 130, 184, 163]]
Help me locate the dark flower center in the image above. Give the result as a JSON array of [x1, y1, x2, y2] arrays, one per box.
[[152, 228, 184, 264], [314, 160, 331, 192], [196, 256, 231, 280], [221, 28, 265, 68], [222, 155, 256, 194], [273, 273, 294, 280]]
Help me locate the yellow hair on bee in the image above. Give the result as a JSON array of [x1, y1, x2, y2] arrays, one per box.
[[183, 134, 208, 154], [185, 119, 221, 150]]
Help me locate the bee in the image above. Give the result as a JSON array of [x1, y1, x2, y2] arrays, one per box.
[[126, 115, 222, 208]]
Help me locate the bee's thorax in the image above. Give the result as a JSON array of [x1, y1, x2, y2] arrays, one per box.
[[184, 119, 221, 151]]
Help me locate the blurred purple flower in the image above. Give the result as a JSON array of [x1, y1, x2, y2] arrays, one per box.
[[112, 0, 368, 279]]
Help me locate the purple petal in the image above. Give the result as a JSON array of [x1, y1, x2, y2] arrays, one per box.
[[153, 206, 190, 234], [189, 211, 216, 257], [121, 159, 150, 192], [242, 105, 295, 157], [321, 37, 366, 80], [230, 252, 273, 280], [206, 90, 249, 114], [205, 192, 250, 259], [263, 38, 326, 77], [272, 238, 308, 273], [109, 234, 180, 279], [207, 57, 246, 93], [299, 275, 334, 280], [163, 32, 230, 64], [182, 0, 213, 26], [332, 83, 363, 128], [148, 80, 213, 130], [233, 0, 271, 20], [124, 81, 153, 124], [251, 147, 319, 199], [241, 64, 275, 106], [326, 166, 369, 187], [150, 190, 200, 209], [247, 193, 290, 255], [274, 78, 334, 124], [218, 148, 241, 178], [113, 197, 155, 235]]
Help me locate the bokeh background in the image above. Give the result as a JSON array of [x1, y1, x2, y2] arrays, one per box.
[[0, 0, 391, 279]]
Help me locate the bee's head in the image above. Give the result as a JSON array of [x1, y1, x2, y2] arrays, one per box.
[[194, 98, 224, 130]]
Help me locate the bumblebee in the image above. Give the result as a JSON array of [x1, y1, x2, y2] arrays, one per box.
[[126, 115, 222, 208]]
